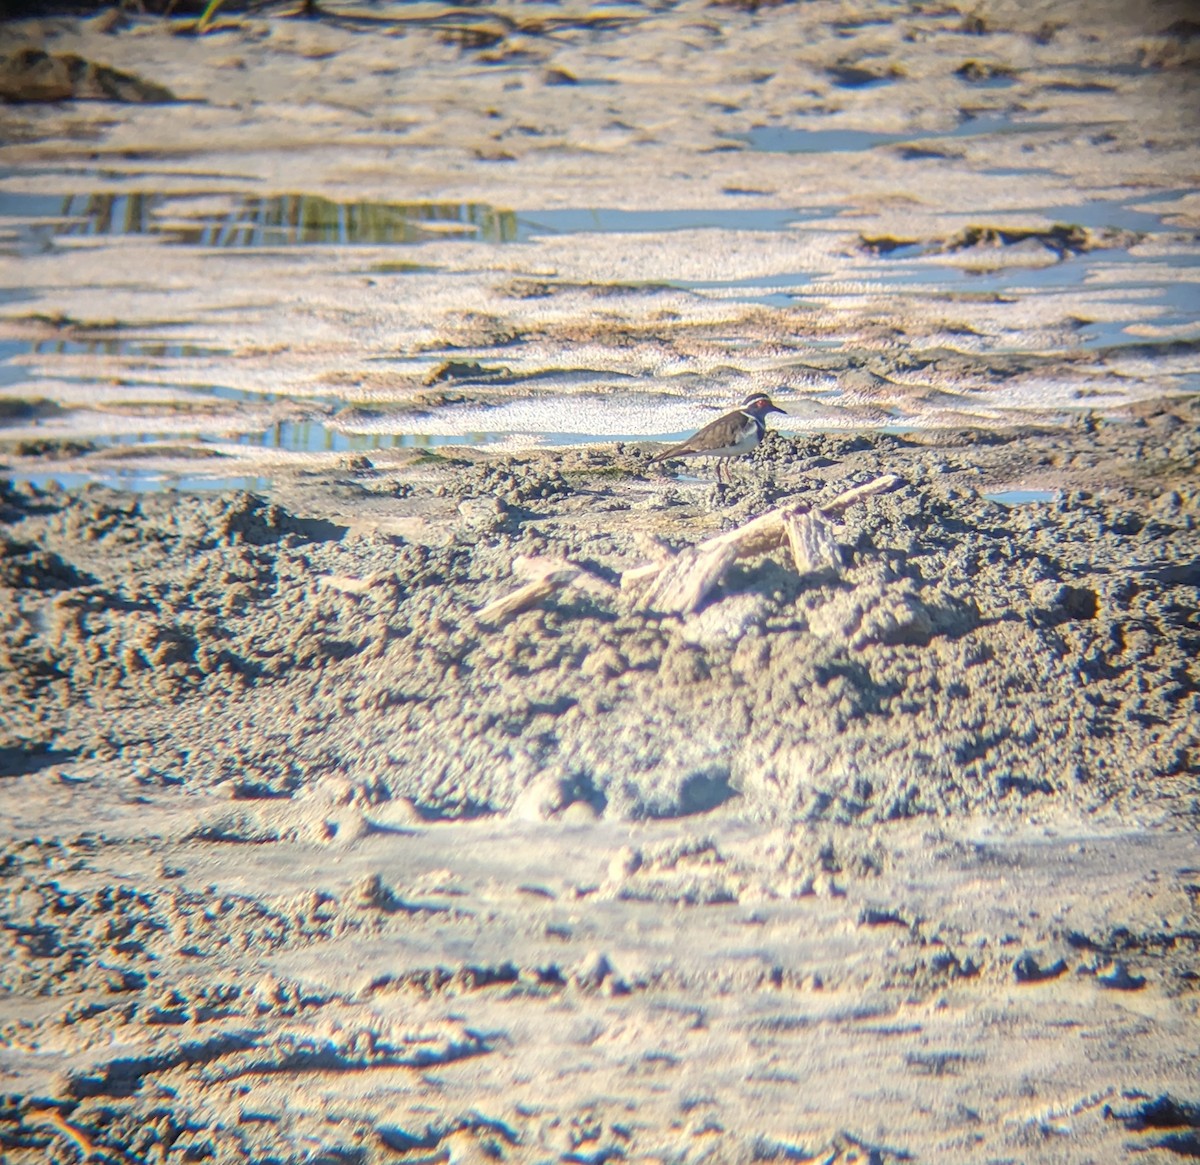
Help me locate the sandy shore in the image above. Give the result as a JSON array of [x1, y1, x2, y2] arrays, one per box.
[[1, 1, 1198, 1162], [3, 409, 1198, 1162]]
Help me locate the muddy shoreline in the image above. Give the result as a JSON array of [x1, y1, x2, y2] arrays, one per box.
[[2, 0, 1199, 1161], [2, 0, 1199, 480], [6, 402, 1200, 822], [3, 400, 1199, 1162]]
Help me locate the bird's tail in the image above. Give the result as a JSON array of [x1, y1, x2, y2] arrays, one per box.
[[648, 444, 682, 465]]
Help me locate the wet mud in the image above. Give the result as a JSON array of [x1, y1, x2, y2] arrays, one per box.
[[3, 400, 1199, 1162], [1, 0, 1198, 1160], [1, 0, 1199, 477], [4, 403, 1198, 823]]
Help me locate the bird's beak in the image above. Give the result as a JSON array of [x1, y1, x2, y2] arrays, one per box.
[[767, 404, 786, 416]]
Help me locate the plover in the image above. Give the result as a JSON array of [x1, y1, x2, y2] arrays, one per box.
[[649, 392, 785, 482]]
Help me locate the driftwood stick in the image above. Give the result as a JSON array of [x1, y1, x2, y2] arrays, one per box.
[[512, 554, 572, 581], [783, 508, 840, 575], [637, 542, 738, 615], [513, 555, 617, 597], [619, 474, 902, 591], [475, 569, 578, 627], [694, 504, 792, 557], [620, 560, 668, 587], [621, 506, 790, 590], [317, 574, 380, 596], [820, 474, 903, 515], [479, 476, 901, 622]]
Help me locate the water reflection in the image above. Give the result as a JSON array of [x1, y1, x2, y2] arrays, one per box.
[[3, 191, 822, 248], [985, 490, 1061, 505], [514, 206, 820, 236], [24, 337, 228, 359], [4, 470, 273, 493], [17, 192, 519, 247], [738, 115, 1098, 154], [3, 420, 506, 454], [242, 419, 502, 452]]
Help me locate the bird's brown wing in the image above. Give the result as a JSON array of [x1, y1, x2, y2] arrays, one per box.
[[648, 411, 745, 463]]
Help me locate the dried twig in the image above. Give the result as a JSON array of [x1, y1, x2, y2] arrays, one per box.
[[621, 475, 901, 591], [475, 476, 901, 624], [783, 508, 840, 575], [621, 474, 902, 613], [474, 569, 578, 627], [317, 574, 379, 596], [513, 555, 616, 597], [637, 542, 738, 615], [820, 473, 903, 514], [620, 505, 790, 591], [620, 558, 671, 587], [474, 553, 620, 627]]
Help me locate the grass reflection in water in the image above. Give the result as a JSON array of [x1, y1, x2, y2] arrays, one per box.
[[47, 192, 518, 246]]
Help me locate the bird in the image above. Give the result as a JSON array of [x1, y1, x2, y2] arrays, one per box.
[[648, 392, 786, 482]]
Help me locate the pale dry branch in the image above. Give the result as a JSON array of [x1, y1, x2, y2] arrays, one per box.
[[317, 574, 380, 596], [513, 555, 617, 597], [474, 569, 579, 627], [475, 554, 617, 627], [620, 505, 791, 591], [784, 508, 840, 575], [620, 558, 670, 587], [620, 475, 902, 611], [637, 542, 738, 615], [821, 474, 903, 514]]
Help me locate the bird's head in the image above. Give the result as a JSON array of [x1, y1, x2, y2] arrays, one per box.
[[741, 393, 785, 417]]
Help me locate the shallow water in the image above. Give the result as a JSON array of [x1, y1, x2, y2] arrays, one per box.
[[2, 191, 519, 248], [3, 171, 1194, 464], [5, 469, 273, 492], [1, 34, 1198, 494], [984, 489, 1061, 505], [736, 113, 1105, 155], [240, 417, 509, 452], [0, 189, 825, 251]]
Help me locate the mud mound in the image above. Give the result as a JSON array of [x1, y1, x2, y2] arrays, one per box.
[[3, 426, 1196, 821]]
